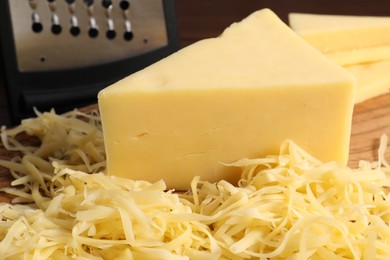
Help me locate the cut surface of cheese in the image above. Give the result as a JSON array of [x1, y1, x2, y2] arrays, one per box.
[[98, 8, 356, 189], [289, 13, 390, 53], [328, 45, 390, 66], [346, 60, 390, 103]]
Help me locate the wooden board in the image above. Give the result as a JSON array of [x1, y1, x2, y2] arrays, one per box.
[[0, 93, 390, 194], [349, 92, 390, 167]]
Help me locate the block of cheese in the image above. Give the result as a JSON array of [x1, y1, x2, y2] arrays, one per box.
[[98, 9, 356, 190], [289, 13, 390, 53], [345, 60, 390, 103], [328, 45, 390, 66]]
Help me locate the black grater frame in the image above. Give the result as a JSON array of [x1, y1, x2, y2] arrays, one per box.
[[0, 0, 179, 125]]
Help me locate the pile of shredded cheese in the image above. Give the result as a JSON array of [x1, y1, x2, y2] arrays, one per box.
[[0, 108, 105, 205], [0, 109, 389, 259]]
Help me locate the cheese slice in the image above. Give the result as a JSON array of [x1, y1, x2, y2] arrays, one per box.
[[288, 13, 390, 103], [289, 13, 390, 53], [98, 9, 356, 189], [345, 60, 390, 103], [328, 45, 390, 66]]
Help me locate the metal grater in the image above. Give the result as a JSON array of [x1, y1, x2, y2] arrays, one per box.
[[0, 0, 179, 124]]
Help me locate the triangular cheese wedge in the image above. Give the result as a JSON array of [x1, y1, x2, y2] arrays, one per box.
[[98, 9, 355, 189], [289, 13, 390, 53]]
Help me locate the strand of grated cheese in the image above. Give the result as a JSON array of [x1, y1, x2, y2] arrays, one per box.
[[0, 110, 389, 259]]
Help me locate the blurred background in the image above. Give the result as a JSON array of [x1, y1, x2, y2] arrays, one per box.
[[1, 0, 390, 126]]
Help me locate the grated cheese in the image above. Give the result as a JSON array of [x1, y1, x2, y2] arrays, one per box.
[[0, 110, 389, 259]]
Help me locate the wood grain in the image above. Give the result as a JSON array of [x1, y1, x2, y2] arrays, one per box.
[[349, 93, 390, 167]]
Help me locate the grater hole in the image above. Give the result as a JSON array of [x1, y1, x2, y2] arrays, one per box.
[[51, 24, 62, 35], [119, 0, 130, 10], [102, 0, 112, 8], [89, 28, 99, 38], [123, 31, 133, 41], [84, 0, 94, 7], [32, 22, 43, 33], [70, 26, 81, 36], [106, 30, 116, 39]]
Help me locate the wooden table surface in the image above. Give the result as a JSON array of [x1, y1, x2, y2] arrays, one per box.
[[349, 93, 390, 167]]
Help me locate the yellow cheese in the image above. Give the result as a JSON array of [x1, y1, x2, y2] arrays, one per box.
[[328, 45, 390, 66], [98, 9, 356, 189], [345, 60, 390, 103], [289, 13, 390, 53], [288, 13, 390, 103]]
